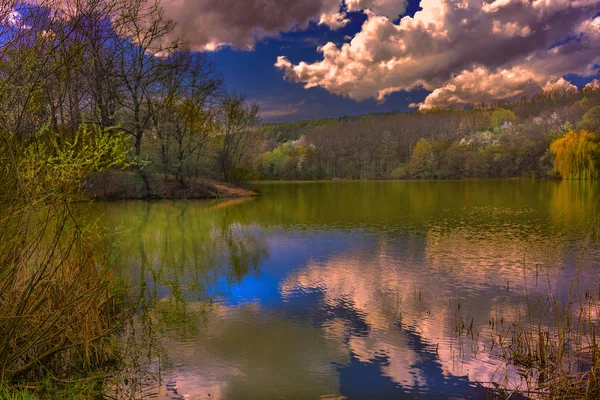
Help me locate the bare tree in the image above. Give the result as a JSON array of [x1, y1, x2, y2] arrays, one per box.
[[114, 0, 179, 157], [217, 94, 261, 182], [147, 50, 222, 185], [78, 0, 124, 129]]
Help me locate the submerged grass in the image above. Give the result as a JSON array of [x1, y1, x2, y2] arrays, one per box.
[[492, 207, 600, 399]]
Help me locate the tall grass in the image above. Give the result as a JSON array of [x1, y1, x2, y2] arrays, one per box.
[[0, 386, 37, 400], [494, 210, 600, 399], [0, 126, 128, 392]]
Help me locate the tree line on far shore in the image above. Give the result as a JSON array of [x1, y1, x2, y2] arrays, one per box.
[[255, 87, 600, 181]]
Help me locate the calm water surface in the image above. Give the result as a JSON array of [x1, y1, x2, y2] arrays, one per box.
[[92, 180, 600, 399]]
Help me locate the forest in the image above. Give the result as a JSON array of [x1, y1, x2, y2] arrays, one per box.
[[1, 0, 600, 397], [256, 87, 600, 181]]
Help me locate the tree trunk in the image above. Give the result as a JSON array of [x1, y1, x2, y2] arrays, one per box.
[[134, 133, 142, 157]]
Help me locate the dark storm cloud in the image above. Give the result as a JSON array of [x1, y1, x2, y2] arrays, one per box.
[[161, 0, 340, 50]]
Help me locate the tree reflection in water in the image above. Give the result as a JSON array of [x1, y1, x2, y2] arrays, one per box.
[[88, 180, 600, 399]]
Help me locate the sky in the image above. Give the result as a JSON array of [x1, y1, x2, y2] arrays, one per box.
[[157, 0, 600, 123]]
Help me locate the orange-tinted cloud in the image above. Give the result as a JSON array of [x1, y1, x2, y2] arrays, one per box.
[[276, 0, 600, 108]]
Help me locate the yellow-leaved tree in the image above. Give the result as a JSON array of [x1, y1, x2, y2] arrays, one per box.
[[407, 138, 435, 178], [550, 130, 599, 180]]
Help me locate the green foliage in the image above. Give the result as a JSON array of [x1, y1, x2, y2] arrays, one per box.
[[259, 137, 317, 179], [407, 139, 435, 178], [390, 165, 407, 179], [491, 108, 517, 129], [0, 123, 129, 389], [577, 106, 600, 132], [435, 142, 466, 178], [16, 125, 129, 197], [0, 387, 38, 400]]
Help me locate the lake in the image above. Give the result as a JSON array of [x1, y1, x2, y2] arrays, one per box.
[[90, 180, 600, 399]]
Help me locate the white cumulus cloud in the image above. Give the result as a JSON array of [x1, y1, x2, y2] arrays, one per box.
[[346, 0, 408, 19], [276, 0, 600, 108]]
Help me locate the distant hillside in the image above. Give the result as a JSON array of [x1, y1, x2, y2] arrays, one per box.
[[254, 85, 600, 181]]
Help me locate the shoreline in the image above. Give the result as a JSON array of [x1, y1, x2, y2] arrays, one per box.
[[84, 171, 259, 201], [250, 176, 565, 183]]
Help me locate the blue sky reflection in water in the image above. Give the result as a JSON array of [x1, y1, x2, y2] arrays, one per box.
[[94, 180, 600, 399]]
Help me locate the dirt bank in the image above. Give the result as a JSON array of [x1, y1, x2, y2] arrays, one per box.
[[85, 171, 258, 200]]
